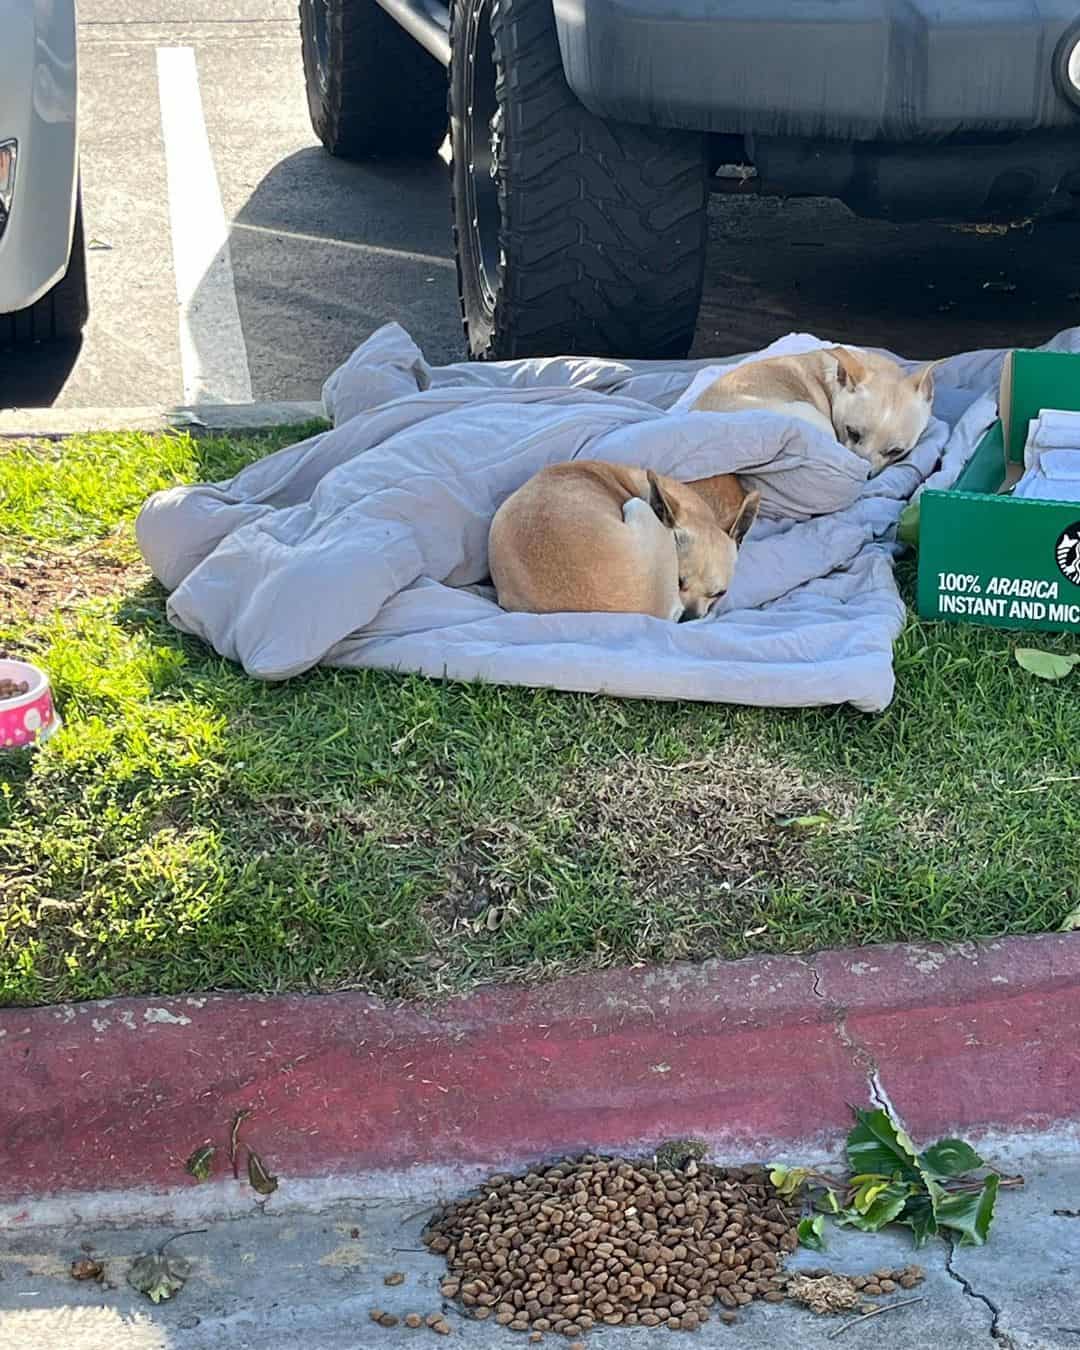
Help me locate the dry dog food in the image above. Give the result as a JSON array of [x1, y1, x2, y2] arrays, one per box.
[[370, 1309, 452, 1335], [0, 678, 29, 700], [423, 1155, 800, 1336]]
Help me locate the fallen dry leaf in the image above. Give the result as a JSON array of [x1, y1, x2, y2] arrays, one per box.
[[246, 1149, 278, 1196], [127, 1251, 190, 1304], [185, 1144, 216, 1182], [70, 1258, 104, 1282]]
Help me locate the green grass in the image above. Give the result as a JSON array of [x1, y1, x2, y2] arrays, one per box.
[[1, 429, 1078, 1007]]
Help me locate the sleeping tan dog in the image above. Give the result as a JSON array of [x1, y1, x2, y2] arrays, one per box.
[[693, 347, 934, 475], [489, 460, 760, 623]]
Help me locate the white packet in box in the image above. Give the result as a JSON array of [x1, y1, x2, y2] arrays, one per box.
[[1023, 408, 1080, 467]]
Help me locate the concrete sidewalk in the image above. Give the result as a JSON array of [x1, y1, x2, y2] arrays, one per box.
[[1, 1153, 1076, 1350]]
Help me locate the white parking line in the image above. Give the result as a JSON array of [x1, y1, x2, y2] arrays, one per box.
[[156, 45, 253, 405], [232, 220, 455, 269]]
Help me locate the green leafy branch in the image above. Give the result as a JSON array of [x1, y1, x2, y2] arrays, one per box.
[[771, 1107, 1020, 1252]]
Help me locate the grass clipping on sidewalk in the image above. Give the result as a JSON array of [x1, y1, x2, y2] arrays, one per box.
[[2, 429, 1079, 1005]]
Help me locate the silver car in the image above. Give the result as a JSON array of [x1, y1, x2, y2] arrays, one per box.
[[0, 0, 85, 346]]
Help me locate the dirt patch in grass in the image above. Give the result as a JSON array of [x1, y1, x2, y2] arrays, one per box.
[[415, 749, 862, 988], [436, 825, 524, 928], [0, 542, 149, 631], [556, 747, 858, 902]]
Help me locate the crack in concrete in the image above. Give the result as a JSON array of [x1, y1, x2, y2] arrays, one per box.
[[806, 959, 905, 1124], [805, 959, 912, 1135], [832, 1005, 877, 1078], [945, 1242, 1017, 1347], [867, 1069, 902, 1119], [830, 1005, 913, 1152], [795, 956, 826, 1002]]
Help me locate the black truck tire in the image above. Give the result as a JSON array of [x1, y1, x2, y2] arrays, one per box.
[[2, 191, 88, 347], [299, 0, 448, 159], [449, 0, 709, 360]]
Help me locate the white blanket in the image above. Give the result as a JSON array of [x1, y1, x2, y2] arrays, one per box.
[[135, 322, 1080, 713]]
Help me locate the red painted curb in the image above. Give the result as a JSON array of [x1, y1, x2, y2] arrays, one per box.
[[1, 934, 1077, 1203]]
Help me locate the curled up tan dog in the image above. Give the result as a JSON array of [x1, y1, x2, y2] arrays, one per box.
[[489, 460, 760, 623], [693, 347, 934, 475]]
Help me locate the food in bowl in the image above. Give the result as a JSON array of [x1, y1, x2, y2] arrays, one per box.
[[0, 659, 59, 748]]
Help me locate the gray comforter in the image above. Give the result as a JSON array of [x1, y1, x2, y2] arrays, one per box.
[[135, 322, 1080, 712]]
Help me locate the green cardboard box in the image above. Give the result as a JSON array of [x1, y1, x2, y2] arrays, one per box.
[[916, 350, 1080, 633]]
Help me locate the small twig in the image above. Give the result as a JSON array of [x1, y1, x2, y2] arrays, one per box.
[[158, 1228, 207, 1254], [794, 1171, 849, 1194], [229, 1109, 252, 1179], [950, 1172, 1023, 1193], [1006, 775, 1080, 794], [827, 1297, 926, 1340]]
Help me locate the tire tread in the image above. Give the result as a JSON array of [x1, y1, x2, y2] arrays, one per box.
[[300, 0, 447, 160], [450, 0, 708, 359]]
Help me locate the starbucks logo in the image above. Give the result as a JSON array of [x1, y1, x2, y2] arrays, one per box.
[[1056, 523, 1080, 586]]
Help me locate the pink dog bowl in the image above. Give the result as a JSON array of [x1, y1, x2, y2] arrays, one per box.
[[0, 658, 60, 750]]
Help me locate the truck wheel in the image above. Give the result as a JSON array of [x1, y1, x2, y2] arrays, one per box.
[[299, 0, 448, 159], [1, 190, 88, 346], [449, 0, 709, 360]]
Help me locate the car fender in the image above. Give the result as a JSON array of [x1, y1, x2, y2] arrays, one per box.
[[0, 0, 79, 314]]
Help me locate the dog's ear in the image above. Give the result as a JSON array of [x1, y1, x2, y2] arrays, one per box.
[[828, 347, 868, 390], [647, 470, 679, 529], [729, 490, 761, 548], [910, 361, 936, 402]]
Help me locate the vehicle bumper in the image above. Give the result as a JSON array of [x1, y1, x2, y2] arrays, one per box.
[[553, 0, 1080, 143], [0, 0, 78, 314]]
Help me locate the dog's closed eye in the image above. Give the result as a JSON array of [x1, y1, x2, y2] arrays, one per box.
[[845, 426, 863, 446]]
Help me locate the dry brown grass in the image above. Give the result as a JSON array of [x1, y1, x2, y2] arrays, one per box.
[[555, 746, 858, 901]]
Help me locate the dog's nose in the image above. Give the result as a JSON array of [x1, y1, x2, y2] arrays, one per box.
[[678, 609, 696, 623]]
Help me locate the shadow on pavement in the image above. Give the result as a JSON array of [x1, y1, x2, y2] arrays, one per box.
[[224, 146, 463, 400], [696, 195, 1080, 359], [0, 337, 83, 409]]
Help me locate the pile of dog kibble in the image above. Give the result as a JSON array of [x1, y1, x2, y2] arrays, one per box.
[[420, 1155, 801, 1340], [0, 678, 29, 700]]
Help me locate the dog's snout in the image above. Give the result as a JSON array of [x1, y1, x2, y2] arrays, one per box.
[[678, 608, 695, 623]]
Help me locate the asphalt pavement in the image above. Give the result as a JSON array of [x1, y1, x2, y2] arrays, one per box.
[[2, 0, 460, 410], [1, 0, 1079, 412]]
